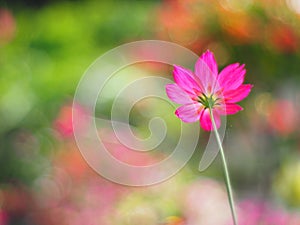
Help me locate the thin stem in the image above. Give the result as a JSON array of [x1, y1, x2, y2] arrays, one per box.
[[208, 107, 238, 225]]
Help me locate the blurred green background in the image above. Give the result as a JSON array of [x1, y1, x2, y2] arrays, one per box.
[[0, 0, 300, 224]]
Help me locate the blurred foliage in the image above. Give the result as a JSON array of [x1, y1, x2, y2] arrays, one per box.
[[0, 0, 156, 184]]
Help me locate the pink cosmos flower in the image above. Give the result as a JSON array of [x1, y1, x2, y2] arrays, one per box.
[[166, 50, 253, 131]]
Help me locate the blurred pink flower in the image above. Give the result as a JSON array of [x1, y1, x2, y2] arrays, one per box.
[[53, 102, 88, 138], [0, 210, 8, 225], [2, 186, 31, 215], [267, 99, 298, 136], [182, 178, 231, 224], [234, 199, 294, 225], [0, 9, 15, 44], [266, 23, 299, 53], [158, 0, 200, 45], [98, 129, 163, 166], [166, 50, 252, 131], [31, 146, 127, 225]]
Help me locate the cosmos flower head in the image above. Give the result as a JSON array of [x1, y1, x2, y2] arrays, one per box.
[[166, 50, 253, 131]]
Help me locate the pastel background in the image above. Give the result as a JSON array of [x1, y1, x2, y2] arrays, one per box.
[[0, 0, 300, 224]]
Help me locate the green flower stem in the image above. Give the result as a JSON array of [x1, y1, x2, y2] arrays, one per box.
[[208, 107, 238, 225]]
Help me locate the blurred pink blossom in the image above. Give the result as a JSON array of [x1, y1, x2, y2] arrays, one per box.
[[0, 9, 15, 44], [98, 129, 163, 166], [266, 23, 299, 53], [53, 102, 88, 138], [267, 99, 298, 136], [0, 210, 8, 225], [158, 0, 200, 45], [182, 178, 231, 225], [233, 199, 297, 225], [31, 143, 127, 225]]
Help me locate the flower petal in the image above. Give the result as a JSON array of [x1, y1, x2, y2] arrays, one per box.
[[166, 84, 193, 104], [218, 63, 246, 91], [194, 50, 218, 93], [224, 84, 253, 103], [217, 103, 243, 115], [198, 50, 218, 75], [173, 65, 202, 97], [200, 108, 221, 131], [175, 103, 203, 123]]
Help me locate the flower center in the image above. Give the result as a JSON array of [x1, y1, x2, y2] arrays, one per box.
[[197, 93, 219, 109]]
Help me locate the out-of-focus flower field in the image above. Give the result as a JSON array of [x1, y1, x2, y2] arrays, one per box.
[[1, 0, 300, 224]]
